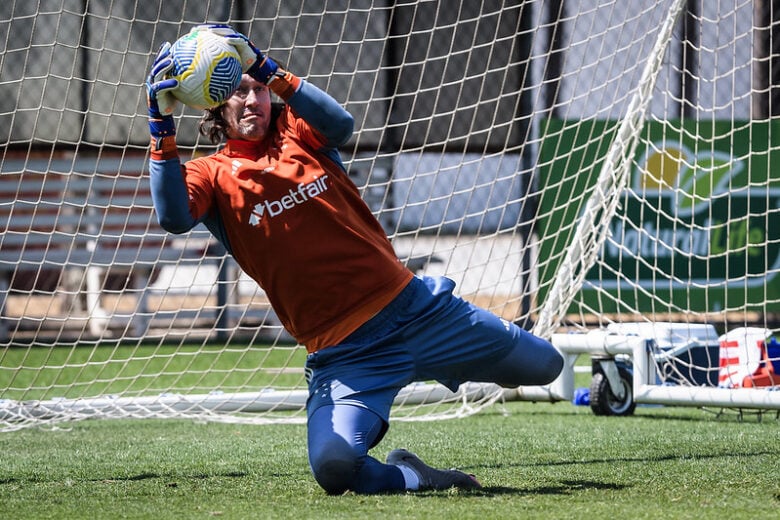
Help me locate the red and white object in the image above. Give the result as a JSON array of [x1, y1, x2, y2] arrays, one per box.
[[718, 327, 771, 388]]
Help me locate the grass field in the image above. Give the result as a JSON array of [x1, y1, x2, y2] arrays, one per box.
[[1, 401, 778, 519], [0, 344, 308, 401]]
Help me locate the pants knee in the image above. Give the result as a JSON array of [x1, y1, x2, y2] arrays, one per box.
[[490, 336, 564, 387], [540, 345, 565, 384], [309, 439, 362, 495]]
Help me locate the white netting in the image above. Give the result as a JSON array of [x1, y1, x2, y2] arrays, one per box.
[[1, 0, 777, 431]]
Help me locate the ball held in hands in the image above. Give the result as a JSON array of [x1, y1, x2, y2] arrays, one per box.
[[193, 24, 280, 84], [164, 28, 244, 110]]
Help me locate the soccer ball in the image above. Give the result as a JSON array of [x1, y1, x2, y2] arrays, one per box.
[[167, 29, 243, 110]]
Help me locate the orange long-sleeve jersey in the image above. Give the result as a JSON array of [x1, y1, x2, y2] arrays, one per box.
[[151, 79, 413, 352]]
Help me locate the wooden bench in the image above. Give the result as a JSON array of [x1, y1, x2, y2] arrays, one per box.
[[0, 155, 218, 340]]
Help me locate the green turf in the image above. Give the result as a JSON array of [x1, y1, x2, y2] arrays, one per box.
[[0, 344, 308, 401], [0, 402, 777, 519]]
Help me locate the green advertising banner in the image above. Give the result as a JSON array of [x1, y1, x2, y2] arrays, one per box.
[[537, 119, 780, 314]]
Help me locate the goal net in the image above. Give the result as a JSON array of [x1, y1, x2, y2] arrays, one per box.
[[1, 0, 778, 431]]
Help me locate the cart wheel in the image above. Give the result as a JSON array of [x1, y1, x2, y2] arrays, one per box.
[[589, 367, 636, 416]]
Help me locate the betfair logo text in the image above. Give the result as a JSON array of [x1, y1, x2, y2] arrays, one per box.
[[249, 175, 330, 226]]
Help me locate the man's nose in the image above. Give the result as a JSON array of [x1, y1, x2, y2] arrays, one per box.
[[245, 90, 259, 106]]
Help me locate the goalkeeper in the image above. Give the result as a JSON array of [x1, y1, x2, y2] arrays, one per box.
[[146, 25, 563, 495]]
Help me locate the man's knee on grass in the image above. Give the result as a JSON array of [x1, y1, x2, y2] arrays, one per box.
[[309, 437, 361, 494]]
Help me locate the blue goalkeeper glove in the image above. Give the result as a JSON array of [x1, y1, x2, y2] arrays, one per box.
[[193, 24, 280, 84], [145, 42, 179, 139]]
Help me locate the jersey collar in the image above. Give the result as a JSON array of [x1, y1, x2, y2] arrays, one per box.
[[222, 139, 266, 160]]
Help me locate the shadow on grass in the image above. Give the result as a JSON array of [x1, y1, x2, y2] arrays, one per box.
[[1, 470, 307, 487], [92, 470, 249, 483], [482, 404, 780, 423], [486, 479, 628, 496], [410, 479, 630, 497], [515, 448, 780, 468]]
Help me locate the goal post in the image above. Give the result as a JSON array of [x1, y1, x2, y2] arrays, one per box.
[[530, 0, 780, 413], [532, 0, 688, 340], [1, 1, 778, 431]]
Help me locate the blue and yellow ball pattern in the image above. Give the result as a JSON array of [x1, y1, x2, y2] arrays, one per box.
[[168, 29, 243, 110]]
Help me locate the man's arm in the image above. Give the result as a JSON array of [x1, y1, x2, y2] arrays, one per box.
[[149, 159, 198, 234], [286, 79, 354, 148], [145, 42, 200, 235]]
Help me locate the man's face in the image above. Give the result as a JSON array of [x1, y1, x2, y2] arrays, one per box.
[[222, 74, 272, 142]]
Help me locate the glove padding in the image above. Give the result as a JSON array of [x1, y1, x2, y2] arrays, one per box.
[[193, 24, 280, 84], [146, 42, 178, 138]]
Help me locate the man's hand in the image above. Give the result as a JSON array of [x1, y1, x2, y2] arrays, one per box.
[[146, 42, 178, 138], [193, 24, 280, 84]]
